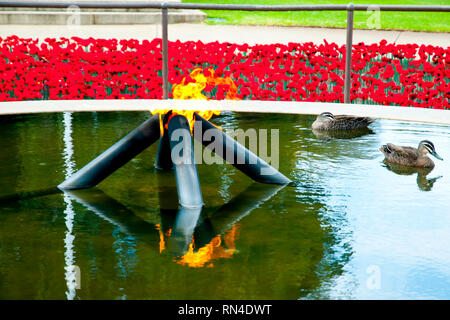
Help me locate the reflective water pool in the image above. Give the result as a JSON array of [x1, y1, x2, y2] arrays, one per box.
[[0, 111, 449, 299]]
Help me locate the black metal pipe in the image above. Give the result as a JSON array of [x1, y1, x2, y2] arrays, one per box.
[[155, 114, 173, 170], [1, 2, 448, 12], [154, 3, 351, 11], [344, 3, 354, 104], [58, 114, 161, 190], [155, 132, 173, 169], [161, 6, 169, 100], [193, 113, 291, 185], [167, 114, 203, 208], [352, 4, 450, 12]]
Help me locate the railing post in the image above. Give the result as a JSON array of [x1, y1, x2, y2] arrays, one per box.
[[344, 2, 354, 104], [162, 3, 169, 99]]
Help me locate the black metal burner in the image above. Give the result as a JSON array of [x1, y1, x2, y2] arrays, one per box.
[[58, 112, 291, 208]]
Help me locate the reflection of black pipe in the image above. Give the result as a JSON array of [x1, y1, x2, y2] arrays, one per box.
[[155, 113, 173, 170], [63, 183, 285, 258], [168, 184, 285, 256], [155, 169, 202, 257], [193, 113, 291, 185], [167, 115, 203, 208], [157, 172, 180, 236], [167, 206, 203, 257], [64, 189, 160, 245], [58, 114, 161, 190], [193, 183, 285, 248], [0, 187, 61, 205], [66, 188, 201, 257], [209, 183, 284, 233], [156, 172, 179, 211]]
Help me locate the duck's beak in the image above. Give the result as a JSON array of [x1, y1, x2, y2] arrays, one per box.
[[431, 150, 444, 161]]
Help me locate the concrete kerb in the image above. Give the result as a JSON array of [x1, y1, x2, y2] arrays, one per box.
[[0, 99, 448, 125]]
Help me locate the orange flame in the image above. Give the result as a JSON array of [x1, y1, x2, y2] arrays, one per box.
[[151, 68, 238, 134], [175, 226, 238, 268]]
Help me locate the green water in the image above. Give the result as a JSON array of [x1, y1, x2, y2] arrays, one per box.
[[0, 111, 449, 300]]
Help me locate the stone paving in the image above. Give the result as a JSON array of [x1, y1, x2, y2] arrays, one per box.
[[0, 23, 449, 46]]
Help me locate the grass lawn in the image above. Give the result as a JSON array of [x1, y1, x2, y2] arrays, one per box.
[[183, 0, 450, 32]]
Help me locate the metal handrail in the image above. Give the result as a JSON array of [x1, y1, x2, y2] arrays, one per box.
[[1, 2, 449, 11], [1, 1, 449, 103]]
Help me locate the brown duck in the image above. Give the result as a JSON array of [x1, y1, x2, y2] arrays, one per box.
[[380, 140, 443, 168], [312, 112, 374, 130]]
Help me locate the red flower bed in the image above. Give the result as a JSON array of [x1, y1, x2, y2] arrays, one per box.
[[0, 35, 449, 109]]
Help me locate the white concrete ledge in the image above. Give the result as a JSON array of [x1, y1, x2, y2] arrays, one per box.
[[0, 9, 206, 24], [0, 99, 449, 125]]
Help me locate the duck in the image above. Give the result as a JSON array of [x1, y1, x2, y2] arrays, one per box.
[[380, 140, 443, 168], [311, 112, 374, 131]]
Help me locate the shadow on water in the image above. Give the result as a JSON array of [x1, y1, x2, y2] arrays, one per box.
[[312, 128, 375, 141], [382, 160, 443, 192]]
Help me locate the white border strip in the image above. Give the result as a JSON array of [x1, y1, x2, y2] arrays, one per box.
[[1, 99, 449, 125]]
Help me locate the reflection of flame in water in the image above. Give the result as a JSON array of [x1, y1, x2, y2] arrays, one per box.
[[151, 67, 238, 134], [157, 223, 239, 268], [155, 223, 172, 254], [176, 226, 238, 268]]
